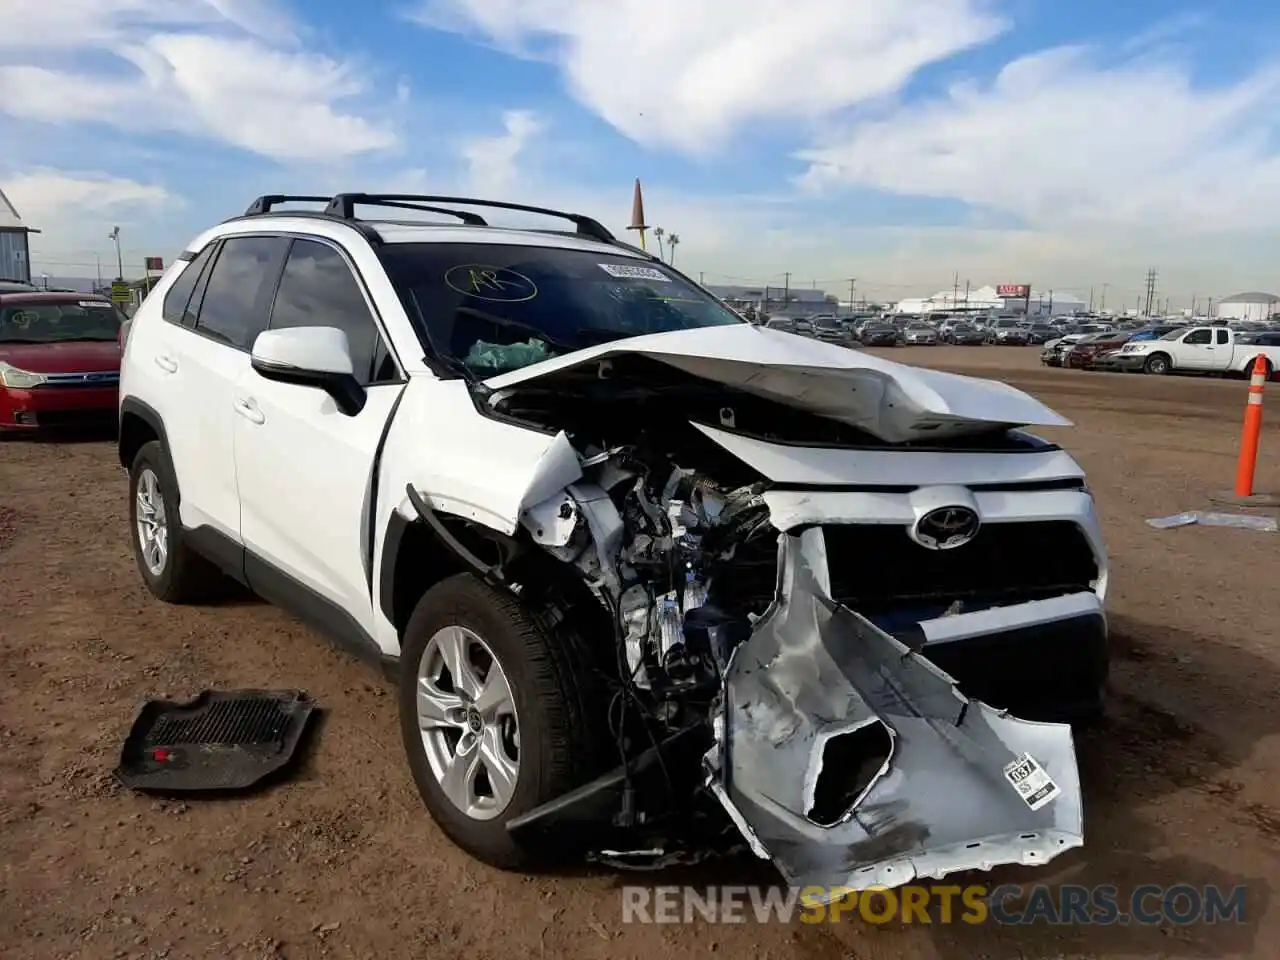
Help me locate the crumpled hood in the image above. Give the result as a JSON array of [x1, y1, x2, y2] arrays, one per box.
[[484, 325, 1069, 443]]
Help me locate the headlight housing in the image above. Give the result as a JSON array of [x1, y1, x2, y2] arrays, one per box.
[[0, 361, 47, 389]]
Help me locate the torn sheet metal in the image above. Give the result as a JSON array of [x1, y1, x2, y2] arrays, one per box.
[[482, 324, 1070, 443], [710, 527, 1083, 897]]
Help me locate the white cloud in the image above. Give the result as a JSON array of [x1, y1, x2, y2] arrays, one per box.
[[0, 1, 393, 162], [411, 0, 1006, 153], [796, 46, 1280, 232], [0, 0, 290, 48], [460, 109, 542, 194], [1, 170, 175, 222]]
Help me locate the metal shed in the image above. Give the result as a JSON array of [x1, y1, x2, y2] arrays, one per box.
[[0, 187, 38, 284]]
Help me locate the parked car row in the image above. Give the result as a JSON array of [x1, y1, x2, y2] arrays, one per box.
[[762, 312, 1091, 348], [1042, 323, 1280, 380]]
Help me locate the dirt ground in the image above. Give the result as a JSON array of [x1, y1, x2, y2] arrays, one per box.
[[3, 346, 1279, 960]]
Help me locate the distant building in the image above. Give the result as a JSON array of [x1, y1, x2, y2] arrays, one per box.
[[705, 283, 832, 316], [0, 187, 38, 284], [893, 285, 1087, 317], [1214, 292, 1280, 322]]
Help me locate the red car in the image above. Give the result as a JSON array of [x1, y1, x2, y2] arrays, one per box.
[[0, 292, 126, 431]]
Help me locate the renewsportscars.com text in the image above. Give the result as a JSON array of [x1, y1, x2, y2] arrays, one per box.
[[621, 883, 1247, 926]]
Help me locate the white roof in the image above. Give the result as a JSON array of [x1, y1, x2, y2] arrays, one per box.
[[192, 215, 645, 258], [0, 188, 22, 228]]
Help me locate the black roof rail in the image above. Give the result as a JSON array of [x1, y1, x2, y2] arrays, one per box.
[[223, 207, 384, 244], [326, 193, 616, 243], [244, 195, 332, 216], [349, 198, 489, 226]]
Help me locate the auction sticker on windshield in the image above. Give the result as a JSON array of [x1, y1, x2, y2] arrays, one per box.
[[1002, 753, 1061, 811], [79, 301, 114, 308], [599, 263, 670, 282]]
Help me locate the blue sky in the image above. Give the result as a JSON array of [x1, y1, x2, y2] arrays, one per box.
[[2, 0, 1279, 304]]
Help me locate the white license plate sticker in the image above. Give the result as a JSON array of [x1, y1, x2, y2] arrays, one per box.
[[599, 263, 670, 282], [1003, 752, 1061, 811]]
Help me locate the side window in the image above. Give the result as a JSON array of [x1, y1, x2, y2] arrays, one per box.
[[161, 245, 216, 325], [194, 237, 286, 350], [268, 239, 395, 384], [1216, 329, 1230, 345], [1183, 329, 1212, 345]]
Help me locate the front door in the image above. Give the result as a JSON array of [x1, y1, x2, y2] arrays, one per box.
[[233, 237, 406, 638]]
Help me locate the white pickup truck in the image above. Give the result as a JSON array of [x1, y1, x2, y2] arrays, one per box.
[[1115, 326, 1280, 377]]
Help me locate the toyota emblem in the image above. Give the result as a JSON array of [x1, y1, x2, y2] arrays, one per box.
[[910, 506, 981, 550]]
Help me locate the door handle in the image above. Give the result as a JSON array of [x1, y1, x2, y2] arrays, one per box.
[[154, 354, 178, 373], [233, 397, 265, 425]]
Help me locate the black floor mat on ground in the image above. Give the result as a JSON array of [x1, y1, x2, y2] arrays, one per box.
[[115, 689, 317, 794]]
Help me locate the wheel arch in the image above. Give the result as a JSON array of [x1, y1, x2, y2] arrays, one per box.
[[378, 503, 610, 646], [118, 397, 169, 473]]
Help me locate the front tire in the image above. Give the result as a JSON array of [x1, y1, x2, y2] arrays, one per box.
[[1144, 353, 1171, 375], [398, 574, 600, 869], [128, 441, 222, 603]]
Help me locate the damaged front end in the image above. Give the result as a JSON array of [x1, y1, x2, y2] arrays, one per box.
[[494, 445, 1084, 891], [707, 527, 1081, 895], [408, 333, 1098, 889]]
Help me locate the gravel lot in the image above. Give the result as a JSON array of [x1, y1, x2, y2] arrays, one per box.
[[2, 346, 1279, 959]]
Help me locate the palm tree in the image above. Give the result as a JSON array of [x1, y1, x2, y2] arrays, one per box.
[[653, 226, 666, 262], [666, 233, 679, 266]]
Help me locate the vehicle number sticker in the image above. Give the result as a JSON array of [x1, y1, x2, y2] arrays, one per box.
[[79, 300, 113, 308], [1002, 752, 1060, 811], [598, 263, 670, 282]]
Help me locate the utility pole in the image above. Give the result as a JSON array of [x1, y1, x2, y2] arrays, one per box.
[[699, 271, 704, 285], [1207, 296, 1214, 318], [1143, 268, 1158, 317], [1100, 282, 1109, 311], [1048, 290, 1054, 315], [108, 225, 123, 281], [847, 278, 857, 314], [963, 279, 970, 306], [952, 271, 959, 307], [783, 272, 790, 307], [1088, 286, 1094, 312]]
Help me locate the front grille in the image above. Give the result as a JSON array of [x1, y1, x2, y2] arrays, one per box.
[[824, 521, 1098, 614], [710, 520, 1099, 618], [40, 371, 119, 387], [145, 696, 294, 747]]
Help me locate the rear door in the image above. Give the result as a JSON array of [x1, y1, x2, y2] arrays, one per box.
[[165, 236, 287, 546]]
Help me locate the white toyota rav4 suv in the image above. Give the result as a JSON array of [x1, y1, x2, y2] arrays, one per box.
[[118, 193, 1109, 893]]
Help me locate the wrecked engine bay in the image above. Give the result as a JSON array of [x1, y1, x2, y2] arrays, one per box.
[[467, 355, 1087, 895]]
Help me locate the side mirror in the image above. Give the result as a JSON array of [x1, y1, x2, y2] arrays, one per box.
[[250, 327, 366, 416]]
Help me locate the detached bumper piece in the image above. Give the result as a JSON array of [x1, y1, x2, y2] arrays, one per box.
[[707, 529, 1083, 899], [115, 689, 317, 794]]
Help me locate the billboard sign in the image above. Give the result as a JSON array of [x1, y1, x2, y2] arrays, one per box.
[[144, 256, 164, 272], [110, 280, 131, 304], [997, 284, 1031, 298]]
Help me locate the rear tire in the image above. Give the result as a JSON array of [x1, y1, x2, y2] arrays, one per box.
[[128, 441, 223, 604], [398, 573, 601, 869]]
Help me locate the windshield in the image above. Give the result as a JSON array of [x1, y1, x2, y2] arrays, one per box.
[[378, 243, 744, 376], [1159, 328, 1191, 341], [0, 300, 124, 343]]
